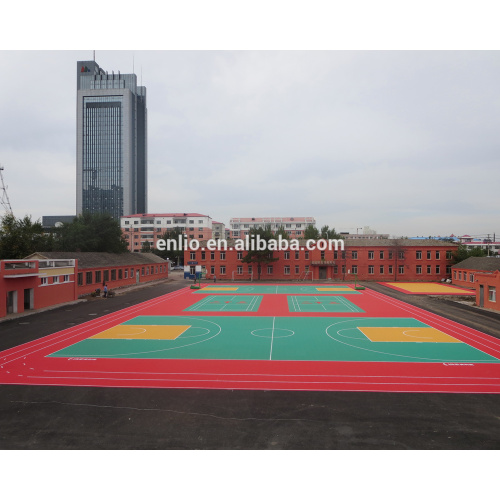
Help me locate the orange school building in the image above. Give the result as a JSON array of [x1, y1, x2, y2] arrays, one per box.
[[1, 252, 169, 319], [184, 239, 458, 282]]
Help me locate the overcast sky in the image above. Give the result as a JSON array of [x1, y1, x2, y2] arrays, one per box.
[[1, 10, 499, 239]]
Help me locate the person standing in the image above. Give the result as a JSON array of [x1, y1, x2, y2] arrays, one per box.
[[103, 284, 108, 298], [213, 274, 217, 283]]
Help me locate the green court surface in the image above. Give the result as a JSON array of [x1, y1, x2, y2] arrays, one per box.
[[185, 295, 263, 312], [287, 295, 364, 313], [48, 315, 500, 364], [195, 285, 360, 294]]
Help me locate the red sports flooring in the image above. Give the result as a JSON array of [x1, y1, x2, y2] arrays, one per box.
[[1, 284, 500, 393]]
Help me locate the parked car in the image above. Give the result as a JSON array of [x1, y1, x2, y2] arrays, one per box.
[[172, 265, 184, 270]]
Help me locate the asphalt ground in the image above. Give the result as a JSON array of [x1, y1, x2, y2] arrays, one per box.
[[1, 276, 499, 450]]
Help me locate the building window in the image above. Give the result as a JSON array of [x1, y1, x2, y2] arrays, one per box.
[[388, 265, 393, 274], [436, 265, 440, 274], [111, 269, 117, 280], [295, 251, 300, 260], [398, 251, 405, 259], [488, 286, 496, 302], [53, 276, 59, 284], [379, 251, 384, 259], [124, 269, 128, 279], [295, 265, 300, 274], [470, 273, 474, 283], [333, 266, 338, 274], [352, 265, 358, 274], [237, 266, 243, 275], [368, 265, 374, 274], [210, 266, 215, 274], [284, 266, 290, 275], [368, 251, 374, 259], [267, 265, 273, 274], [463, 271, 467, 280], [436, 251, 440, 259], [237, 252, 243, 260], [118, 269, 123, 280], [220, 252, 226, 260], [446, 251, 453, 260], [459, 271, 462, 279], [86, 272, 93, 285], [352, 251, 358, 259], [416, 251, 422, 260], [284, 252, 290, 260], [427, 265, 432, 274], [416, 265, 422, 274], [41, 277, 48, 285], [398, 265, 404, 275], [78, 273, 83, 285], [211, 252, 215, 260], [427, 251, 432, 259], [388, 251, 394, 260], [305, 251, 309, 260], [379, 265, 384, 274], [201, 251, 206, 260], [220, 265, 226, 275]]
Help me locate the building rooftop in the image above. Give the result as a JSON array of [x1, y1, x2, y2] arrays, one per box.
[[451, 257, 500, 271], [122, 213, 210, 218], [26, 252, 167, 269]]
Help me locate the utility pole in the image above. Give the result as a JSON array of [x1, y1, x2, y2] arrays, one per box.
[[0, 164, 13, 214]]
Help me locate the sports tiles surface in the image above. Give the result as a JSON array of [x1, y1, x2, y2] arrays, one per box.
[[380, 282, 476, 295], [1, 283, 499, 392]]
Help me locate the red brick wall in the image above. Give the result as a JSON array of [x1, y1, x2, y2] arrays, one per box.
[[475, 271, 500, 312], [184, 242, 457, 281], [0, 260, 78, 317], [451, 268, 477, 289], [76, 262, 169, 296]]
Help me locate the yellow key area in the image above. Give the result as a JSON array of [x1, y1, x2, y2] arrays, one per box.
[[359, 327, 462, 343], [91, 324, 190, 340]]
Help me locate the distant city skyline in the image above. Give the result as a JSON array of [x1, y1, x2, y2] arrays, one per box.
[[0, 50, 499, 238]]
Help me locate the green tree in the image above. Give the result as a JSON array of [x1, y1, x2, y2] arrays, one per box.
[[0, 213, 54, 259], [452, 244, 488, 264], [320, 225, 343, 240], [153, 226, 185, 265], [141, 241, 152, 253], [274, 225, 290, 241], [55, 213, 128, 253], [241, 225, 279, 280], [304, 224, 320, 240]]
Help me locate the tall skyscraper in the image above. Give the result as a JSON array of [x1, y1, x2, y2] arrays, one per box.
[[76, 59, 147, 219]]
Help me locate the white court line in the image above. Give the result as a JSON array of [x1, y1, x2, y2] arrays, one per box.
[[0, 287, 191, 366], [363, 288, 500, 354], [25, 374, 500, 388], [269, 317, 276, 360], [42, 369, 500, 381]]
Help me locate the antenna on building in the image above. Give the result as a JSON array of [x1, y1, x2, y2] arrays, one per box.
[[0, 164, 13, 214]]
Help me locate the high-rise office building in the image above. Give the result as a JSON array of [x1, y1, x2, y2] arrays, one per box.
[[76, 60, 147, 219]]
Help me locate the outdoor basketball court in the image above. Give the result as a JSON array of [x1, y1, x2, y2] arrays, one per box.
[[1, 283, 499, 392]]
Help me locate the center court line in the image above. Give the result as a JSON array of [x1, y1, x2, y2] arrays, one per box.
[[269, 317, 276, 360]]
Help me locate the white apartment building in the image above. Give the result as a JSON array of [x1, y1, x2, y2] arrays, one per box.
[[121, 213, 213, 252], [229, 217, 316, 239]]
